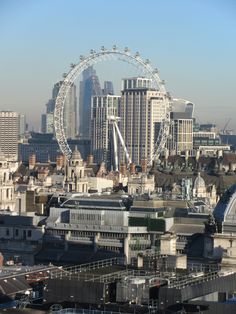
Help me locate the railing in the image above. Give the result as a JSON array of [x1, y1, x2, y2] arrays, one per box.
[[52, 310, 130, 314], [50, 257, 124, 279], [187, 262, 220, 273], [51, 262, 158, 283], [168, 271, 219, 289]]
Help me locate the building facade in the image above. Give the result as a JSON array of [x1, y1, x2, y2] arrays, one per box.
[[41, 113, 54, 134], [0, 111, 19, 161], [19, 113, 26, 137], [0, 150, 16, 210], [19, 132, 90, 163], [91, 95, 120, 165], [119, 77, 167, 165]]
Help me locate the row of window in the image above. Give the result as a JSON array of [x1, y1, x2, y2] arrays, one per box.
[[4, 228, 32, 238]]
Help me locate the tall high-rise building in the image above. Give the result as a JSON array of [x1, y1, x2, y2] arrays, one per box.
[[41, 113, 54, 134], [19, 113, 26, 137], [0, 111, 19, 161], [79, 66, 102, 138], [119, 77, 167, 165], [91, 95, 120, 165], [41, 81, 77, 138]]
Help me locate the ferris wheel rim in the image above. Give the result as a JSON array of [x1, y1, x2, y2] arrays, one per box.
[[54, 46, 171, 163]]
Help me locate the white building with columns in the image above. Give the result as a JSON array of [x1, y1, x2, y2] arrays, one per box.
[[0, 150, 16, 211]]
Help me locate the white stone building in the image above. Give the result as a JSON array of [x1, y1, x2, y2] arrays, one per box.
[[0, 150, 15, 210]]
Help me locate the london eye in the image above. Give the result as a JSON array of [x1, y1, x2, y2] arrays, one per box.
[[54, 46, 171, 165]]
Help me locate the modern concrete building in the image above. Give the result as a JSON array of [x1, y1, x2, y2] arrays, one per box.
[[0, 111, 19, 161], [43, 196, 152, 264], [168, 112, 193, 154], [41, 113, 54, 134], [91, 95, 120, 165], [119, 77, 167, 165]]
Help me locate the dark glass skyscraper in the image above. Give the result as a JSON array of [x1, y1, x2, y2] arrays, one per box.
[[79, 66, 102, 139]]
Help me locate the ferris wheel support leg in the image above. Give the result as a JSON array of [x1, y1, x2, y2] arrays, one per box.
[[114, 121, 131, 165], [112, 123, 119, 171]]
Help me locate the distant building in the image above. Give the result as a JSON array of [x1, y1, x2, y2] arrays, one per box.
[[19, 113, 26, 137], [199, 123, 218, 133], [0, 111, 19, 161], [103, 81, 114, 95], [65, 147, 88, 193], [167, 102, 194, 154], [79, 66, 102, 138], [120, 77, 167, 165], [19, 132, 90, 163], [0, 150, 15, 210], [41, 113, 54, 134], [91, 95, 120, 165], [220, 134, 236, 150], [41, 81, 77, 139]]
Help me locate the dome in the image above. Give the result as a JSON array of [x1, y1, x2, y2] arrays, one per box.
[[214, 183, 236, 222], [71, 146, 82, 160], [194, 173, 206, 190]]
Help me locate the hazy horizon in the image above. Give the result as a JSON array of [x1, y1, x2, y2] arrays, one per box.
[[0, 0, 235, 131]]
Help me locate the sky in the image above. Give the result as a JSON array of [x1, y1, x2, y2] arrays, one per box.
[[0, 0, 236, 131]]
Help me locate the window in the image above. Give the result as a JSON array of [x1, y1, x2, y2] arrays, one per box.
[[27, 230, 32, 238], [6, 229, 10, 236]]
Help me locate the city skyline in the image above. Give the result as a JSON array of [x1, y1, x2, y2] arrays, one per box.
[[0, 0, 236, 131]]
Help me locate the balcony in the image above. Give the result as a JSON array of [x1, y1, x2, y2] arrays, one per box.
[[97, 238, 123, 247], [68, 236, 93, 244]]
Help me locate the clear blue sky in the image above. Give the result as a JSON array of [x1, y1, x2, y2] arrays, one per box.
[[0, 0, 236, 130]]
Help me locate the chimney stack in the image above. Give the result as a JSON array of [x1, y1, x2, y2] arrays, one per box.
[[130, 163, 136, 175], [141, 159, 147, 173]]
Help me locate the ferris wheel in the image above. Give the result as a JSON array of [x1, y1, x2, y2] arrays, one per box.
[[54, 46, 171, 165]]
